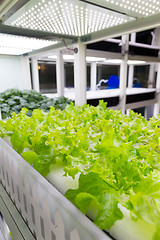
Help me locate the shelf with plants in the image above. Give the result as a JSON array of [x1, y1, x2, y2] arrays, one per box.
[[0, 89, 72, 119]]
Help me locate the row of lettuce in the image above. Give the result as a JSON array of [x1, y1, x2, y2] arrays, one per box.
[[0, 99, 160, 239], [0, 88, 72, 119]]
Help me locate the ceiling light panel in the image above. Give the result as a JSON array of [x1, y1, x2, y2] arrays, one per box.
[[5, 0, 133, 37], [105, 0, 160, 17], [0, 33, 58, 55], [85, 0, 160, 18]]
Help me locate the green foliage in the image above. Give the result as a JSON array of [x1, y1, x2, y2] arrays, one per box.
[[21, 151, 38, 165], [65, 172, 123, 229], [1, 101, 160, 236], [9, 232, 14, 240], [0, 88, 72, 119]]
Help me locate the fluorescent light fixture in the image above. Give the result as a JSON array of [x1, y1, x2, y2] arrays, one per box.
[[127, 60, 146, 65], [5, 0, 133, 36], [0, 33, 58, 55], [86, 56, 106, 62], [48, 55, 57, 59], [104, 59, 147, 65], [104, 59, 122, 64], [48, 55, 74, 60]]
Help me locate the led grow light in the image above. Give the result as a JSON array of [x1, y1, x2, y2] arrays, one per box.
[[5, 0, 133, 37], [83, 0, 160, 18], [106, 0, 160, 17], [105, 0, 160, 17], [0, 33, 58, 55]]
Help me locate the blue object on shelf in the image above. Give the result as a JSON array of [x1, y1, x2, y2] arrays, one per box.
[[133, 82, 142, 88], [107, 75, 119, 89]]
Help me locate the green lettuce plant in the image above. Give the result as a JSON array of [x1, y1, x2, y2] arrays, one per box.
[[0, 101, 160, 239]]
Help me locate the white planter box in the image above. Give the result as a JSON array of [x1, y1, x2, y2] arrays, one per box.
[[0, 138, 111, 240]]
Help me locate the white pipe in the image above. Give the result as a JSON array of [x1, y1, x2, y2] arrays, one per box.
[[129, 41, 160, 50], [96, 79, 108, 90]]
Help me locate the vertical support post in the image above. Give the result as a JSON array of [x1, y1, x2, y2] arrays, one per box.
[[97, 65, 101, 84], [90, 62, 97, 91], [147, 29, 159, 119], [147, 63, 155, 119], [153, 63, 160, 117], [31, 58, 40, 92], [119, 35, 129, 114], [74, 40, 86, 106], [128, 32, 135, 88], [21, 57, 31, 90], [130, 32, 136, 43], [56, 51, 64, 97], [128, 64, 134, 88], [148, 29, 157, 88], [148, 63, 155, 88]]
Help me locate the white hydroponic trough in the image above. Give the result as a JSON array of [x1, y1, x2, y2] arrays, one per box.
[[0, 137, 111, 240]]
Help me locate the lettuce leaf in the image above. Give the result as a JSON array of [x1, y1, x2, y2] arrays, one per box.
[[65, 172, 123, 230]]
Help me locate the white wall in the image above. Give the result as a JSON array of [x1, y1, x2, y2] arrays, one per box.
[[0, 55, 31, 92]]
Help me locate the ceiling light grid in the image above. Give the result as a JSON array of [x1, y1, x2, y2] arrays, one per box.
[[0, 33, 58, 55], [5, 0, 133, 37], [104, 0, 160, 17]]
